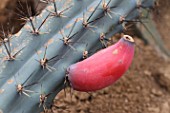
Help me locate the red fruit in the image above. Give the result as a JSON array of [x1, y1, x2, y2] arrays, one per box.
[[67, 35, 135, 92]]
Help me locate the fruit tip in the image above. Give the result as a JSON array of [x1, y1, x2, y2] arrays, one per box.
[[123, 35, 134, 43]]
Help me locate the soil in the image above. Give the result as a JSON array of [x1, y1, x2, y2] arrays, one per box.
[[0, 0, 170, 113]]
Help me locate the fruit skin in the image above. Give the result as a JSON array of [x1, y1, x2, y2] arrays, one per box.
[[67, 35, 135, 92]]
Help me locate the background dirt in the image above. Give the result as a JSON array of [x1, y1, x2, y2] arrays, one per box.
[[0, 0, 170, 113]]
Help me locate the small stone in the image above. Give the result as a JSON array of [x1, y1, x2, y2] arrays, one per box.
[[144, 70, 152, 76], [71, 96, 77, 103], [144, 97, 151, 102], [136, 86, 141, 90], [124, 98, 129, 103], [151, 89, 163, 96], [160, 102, 170, 113], [153, 65, 170, 92], [79, 110, 85, 113], [78, 93, 90, 101], [148, 107, 160, 113]]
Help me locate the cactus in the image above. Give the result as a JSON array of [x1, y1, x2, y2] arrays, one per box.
[[0, 0, 155, 113]]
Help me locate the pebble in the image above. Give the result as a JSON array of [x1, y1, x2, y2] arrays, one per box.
[[144, 70, 152, 76], [160, 102, 170, 113], [148, 107, 160, 113], [151, 89, 163, 96]]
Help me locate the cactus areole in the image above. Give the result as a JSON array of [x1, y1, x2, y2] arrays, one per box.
[[67, 35, 135, 92]]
